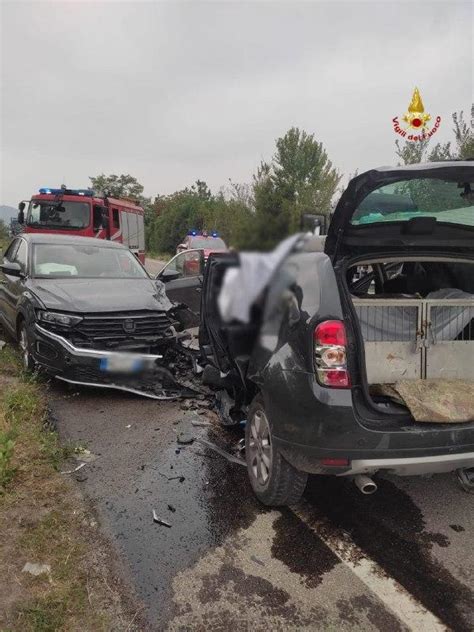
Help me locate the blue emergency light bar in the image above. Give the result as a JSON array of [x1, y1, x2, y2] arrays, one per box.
[[187, 229, 219, 237], [39, 187, 94, 197]]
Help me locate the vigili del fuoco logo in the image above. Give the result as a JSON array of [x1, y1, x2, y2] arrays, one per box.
[[392, 88, 441, 142]]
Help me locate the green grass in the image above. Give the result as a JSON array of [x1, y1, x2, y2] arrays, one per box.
[[0, 342, 131, 631]]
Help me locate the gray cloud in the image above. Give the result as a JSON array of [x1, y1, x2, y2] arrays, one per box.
[[1, 0, 472, 206]]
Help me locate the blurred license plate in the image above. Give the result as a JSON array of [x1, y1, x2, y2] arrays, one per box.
[[99, 355, 144, 373]]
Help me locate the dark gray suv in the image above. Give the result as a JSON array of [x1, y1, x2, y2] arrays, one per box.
[[200, 162, 474, 506]]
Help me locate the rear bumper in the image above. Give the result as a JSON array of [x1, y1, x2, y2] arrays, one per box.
[[264, 372, 474, 477], [273, 435, 474, 476], [344, 452, 474, 476]]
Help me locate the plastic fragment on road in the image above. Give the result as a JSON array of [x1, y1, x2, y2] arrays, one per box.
[[196, 438, 246, 466], [22, 562, 51, 576], [60, 462, 86, 475], [73, 448, 97, 463], [177, 431, 195, 445], [457, 468, 474, 493], [191, 418, 211, 427], [152, 510, 172, 527]]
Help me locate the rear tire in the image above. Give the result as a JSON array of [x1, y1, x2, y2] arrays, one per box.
[[246, 394, 308, 506]]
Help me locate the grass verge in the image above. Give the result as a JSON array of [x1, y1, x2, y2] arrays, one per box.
[[0, 342, 143, 631]]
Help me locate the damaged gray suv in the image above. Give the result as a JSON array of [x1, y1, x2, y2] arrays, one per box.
[[200, 161, 474, 506], [0, 234, 188, 398]]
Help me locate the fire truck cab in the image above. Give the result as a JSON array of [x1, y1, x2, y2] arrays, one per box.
[[18, 187, 146, 263]]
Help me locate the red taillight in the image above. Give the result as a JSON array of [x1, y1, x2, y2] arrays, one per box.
[[321, 457, 349, 467], [314, 320, 350, 388], [314, 320, 347, 346]]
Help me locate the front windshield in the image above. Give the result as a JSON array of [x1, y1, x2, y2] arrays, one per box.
[[27, 200, 90, 229], [190, 237, 226, 249], [351, 178, 474, 227], [32, 244, 148, 279]]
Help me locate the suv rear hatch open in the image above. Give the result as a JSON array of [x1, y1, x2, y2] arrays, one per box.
[[326, 162, 474, 422]]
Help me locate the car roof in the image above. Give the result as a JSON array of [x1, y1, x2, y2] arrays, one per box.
[[372, 160, 473, 173], [19, 234, 127, 249]]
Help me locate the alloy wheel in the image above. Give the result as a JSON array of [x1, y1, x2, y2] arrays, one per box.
[[248, 408, 273, 486], [19, 325, 31, 370]]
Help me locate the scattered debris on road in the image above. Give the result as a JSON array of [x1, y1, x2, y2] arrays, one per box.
[[196, 437, 246, 466], [457, 468, 474, 493], [177, 431, 195, 445], [60, 462, 87, 475], [167, 504, 176, 513], [152, 510, 172, 527]]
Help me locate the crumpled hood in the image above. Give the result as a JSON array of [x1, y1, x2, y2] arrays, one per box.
[[28, 277, 173, 313]]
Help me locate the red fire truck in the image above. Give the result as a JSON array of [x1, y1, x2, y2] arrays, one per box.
[[18, 186, 146, 263]]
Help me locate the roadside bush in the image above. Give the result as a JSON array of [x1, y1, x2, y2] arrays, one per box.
[[147, 189, 256, 254]]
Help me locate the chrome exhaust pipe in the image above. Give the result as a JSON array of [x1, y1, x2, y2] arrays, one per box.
[[354, 475, 378, 495]]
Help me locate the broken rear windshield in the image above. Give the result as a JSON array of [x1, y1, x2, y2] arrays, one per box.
[[351, 178, 474, 227]]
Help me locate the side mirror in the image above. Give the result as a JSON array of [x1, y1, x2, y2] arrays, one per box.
[[301, 213, 327, 235], [18, 208, 25, 225], [158, 268, 181, 282], [0, 261, 23, 277]]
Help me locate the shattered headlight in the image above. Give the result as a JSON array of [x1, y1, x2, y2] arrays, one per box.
[[37, 310, 83, 327]]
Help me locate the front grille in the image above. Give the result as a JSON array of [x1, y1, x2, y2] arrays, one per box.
[[77, 312, 172, 340], [41, 311, 173, 349]]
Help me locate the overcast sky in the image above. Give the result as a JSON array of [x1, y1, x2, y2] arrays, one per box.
[[1, 0, 472, 207]]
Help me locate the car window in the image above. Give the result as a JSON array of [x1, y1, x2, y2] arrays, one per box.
[[3, 239, 19, 262], [161, 251, 203, 278], [32, 244, 148, 278], [13, 239, 28, 271], [190, 237, 226, 249], [352, 178, 474, 227]]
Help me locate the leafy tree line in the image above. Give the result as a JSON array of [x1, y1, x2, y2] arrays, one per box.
[[90, 127, 341, 253], [90, 107, 472, 254]]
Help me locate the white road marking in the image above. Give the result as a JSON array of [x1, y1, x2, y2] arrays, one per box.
[[292, 500, 447, 632]]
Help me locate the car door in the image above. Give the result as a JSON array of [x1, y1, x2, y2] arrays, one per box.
[[0, 238, 20, 332], [3, 238, 28, 333], [157, 250, 205, 323]]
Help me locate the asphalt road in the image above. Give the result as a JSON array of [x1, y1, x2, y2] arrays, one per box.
[[48, 380, 474, 632], [145, 258, 167, 277]]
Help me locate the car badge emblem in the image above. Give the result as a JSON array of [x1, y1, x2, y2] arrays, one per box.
[[392, 87, 441, 142], [123, 319, 136, 333]]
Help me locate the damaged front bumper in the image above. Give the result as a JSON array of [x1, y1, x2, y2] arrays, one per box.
[[31, 324, 188, 399]]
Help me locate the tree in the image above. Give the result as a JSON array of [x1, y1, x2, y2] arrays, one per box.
[[395, 105, 473, 165], [252, 127, 341, 249], [89, 173, 154, 229], [146, 180, 255, 254], [89, 173, 145, 199]]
